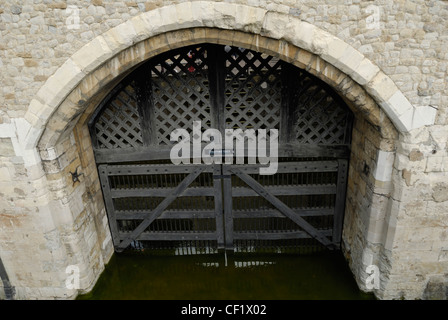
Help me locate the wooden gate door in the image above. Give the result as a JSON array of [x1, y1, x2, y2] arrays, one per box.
[[90, 44, 353, 253]]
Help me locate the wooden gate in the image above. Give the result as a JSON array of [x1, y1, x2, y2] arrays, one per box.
[[89, 44, 353, 253]]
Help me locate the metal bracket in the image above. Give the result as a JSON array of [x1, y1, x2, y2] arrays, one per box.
[[70, 167, 84, 186]]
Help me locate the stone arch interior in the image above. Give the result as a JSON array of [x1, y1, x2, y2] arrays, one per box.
[[86, 43, 354, 254]]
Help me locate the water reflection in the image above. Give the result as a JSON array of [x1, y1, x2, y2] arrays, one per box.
[[77, 250, 375, 300]]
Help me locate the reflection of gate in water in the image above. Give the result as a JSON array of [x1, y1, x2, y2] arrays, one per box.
[[89, 44, 353, 254]]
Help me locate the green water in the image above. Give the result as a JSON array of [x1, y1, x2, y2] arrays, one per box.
[[77, 250, 375, 300]]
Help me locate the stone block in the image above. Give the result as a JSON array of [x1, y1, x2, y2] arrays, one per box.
[[102, 20, 137, 54], [373, 150, 395, 182], [284, 18, 315, 54], [138, 7, 167, 36], [27, 99, 53, 123], [353, 58, 381, 86], [0, 138, 16, 157], [366, 72, 399, 108], [211, 2, 237, 29], [412, 106, 438, 130], [234, 5, 266, 34], [425, 156, 444, 173], [334, 47, 366, 82], [0, 167, 11, 182], [35, 58, 85, 110], [317, 37, 350, 65], [71, 36, 113, 74], [189, 1, 215, 28], [383, 91, 414, 128], [431, 182, 448, 202]]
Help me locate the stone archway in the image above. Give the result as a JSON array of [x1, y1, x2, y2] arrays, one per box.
[[18, 2, 435, 299], [24, 2, 437, 153]]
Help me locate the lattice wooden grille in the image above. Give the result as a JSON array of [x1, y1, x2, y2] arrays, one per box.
[[149, 46, 213, 145], [94, 83, 143, 149], [224, 46, 282, 132], [292, 73, 350, 145]]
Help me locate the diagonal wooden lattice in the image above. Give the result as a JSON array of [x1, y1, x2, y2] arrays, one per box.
[[149, 46, 213, 145], [224, 46, 282, 131], [292, 74, 349, 145], [95, 83, 143, 149]]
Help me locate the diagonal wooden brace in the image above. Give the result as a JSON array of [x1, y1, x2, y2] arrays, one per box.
[[116, 167, 205, 252], [230, 167, 335, 249]]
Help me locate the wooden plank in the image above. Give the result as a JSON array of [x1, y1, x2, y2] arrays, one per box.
[[94, 147, 173, 163], [332, 159, 348, 246], [213, 164, 225, 249], [230, 167, 335, 249], [280, 62, 297, 144], [93, 143, 350, 164], [233, 229, 333, 240], [233, 208, 334, 219], [134, 63, 157, 147], [231, 160, 339, 174], [119, 231, 217, 241], [115, 207, 334, 220], [105, 163, 214, 175], [222, 165, 234, 250], [115, 210, 216, 220], [110, 187, 216, 198], [97, 165, 121, 248], [110, 184, 335, 199], [230, 185, 337, 197], [116, 167, 205, 251], [207, 44, 226, 132], [278, 143, 350, 159]]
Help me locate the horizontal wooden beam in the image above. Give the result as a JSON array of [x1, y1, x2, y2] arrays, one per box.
[[229, 160, 339, 174], [114, 207, 334, 220], [100, 163, 215, 176], [233, 229, 332, 240], [110, 187, 216, 198], [119, 231, 217, 241], [115, 210, 217, 220], [109, 184, 336, 199], [231, 185, 336, 197], [94, 144, 350, 164], [233, 208, 334, 218]]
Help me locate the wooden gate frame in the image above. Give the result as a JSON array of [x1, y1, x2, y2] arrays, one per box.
[[91, 43, 353, 253], [98, 159, 348, 252]]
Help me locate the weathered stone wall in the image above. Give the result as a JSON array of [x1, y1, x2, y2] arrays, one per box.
[[0, 0, 447, 300]]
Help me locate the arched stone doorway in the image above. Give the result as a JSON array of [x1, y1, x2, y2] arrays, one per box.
[[88, 43, 354, 254], [21, 2, 422, 299]]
